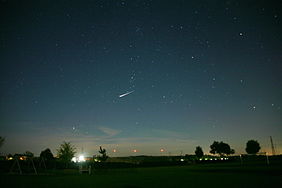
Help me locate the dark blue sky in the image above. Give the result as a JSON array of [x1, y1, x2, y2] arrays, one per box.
[[0, 0, 281, 156]]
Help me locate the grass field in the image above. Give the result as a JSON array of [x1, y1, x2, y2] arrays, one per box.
[[1, 163, 282, 188]]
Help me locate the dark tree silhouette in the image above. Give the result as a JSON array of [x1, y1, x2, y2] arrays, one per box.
[[195, 146, 204, 158], [57, 141, 76, 167], [25, 151, 34, 157], [210, 141, 235, 156], [0, 136, 5, 148], [210, 141, 220, 154], [40, 148, 54, 160], [40, 148, 55, 168], [246, 140, 261, 154], [98, 146, 108, 162]]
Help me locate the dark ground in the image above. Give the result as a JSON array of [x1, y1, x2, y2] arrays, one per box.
[[1, 162, 282, 188]]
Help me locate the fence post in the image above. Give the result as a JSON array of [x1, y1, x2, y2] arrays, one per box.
[[266, 153, 269, 165]]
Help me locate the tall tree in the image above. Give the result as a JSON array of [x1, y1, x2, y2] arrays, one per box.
[[0, 136, 5, 148], [210, 141, 235, 156], [57, 141, 76, 166], [40, 148, 54, 161], [98, 146, 108, 162], [245, 140, 261, 154], [195, 146, 204, 158]]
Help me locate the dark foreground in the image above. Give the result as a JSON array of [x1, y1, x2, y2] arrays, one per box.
[[1, 163, 282, 188]]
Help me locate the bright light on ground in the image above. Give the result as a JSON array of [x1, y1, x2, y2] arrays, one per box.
[[78, 155, 85, 162], [71, 157, 77, 163]]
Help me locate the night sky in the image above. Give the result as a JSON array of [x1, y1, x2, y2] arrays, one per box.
[[1, 0, 282, 157]]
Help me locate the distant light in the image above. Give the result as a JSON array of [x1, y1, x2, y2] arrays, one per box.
[[214, 158, 217, 160], [220, 158, 224, 160], [180, 159, 184, 162], [19, 157, 24, 160], [133, 149, 137, 153], [78, 155, 85, 162], [225, 158, 228, 160], [113, 149, 117, 153], [210, 158, 213, 161], [199, 158, 202, 161], [160, 148, 164, 152], [205, 158, 208, 160], [71, 157, 77, 163]]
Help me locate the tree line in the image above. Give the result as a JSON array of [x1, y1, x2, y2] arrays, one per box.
[[0, 136, 262, 163], [195, 140, 261, 158]]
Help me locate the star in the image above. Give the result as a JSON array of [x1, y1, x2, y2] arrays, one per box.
[[249, 105, 256, 111]]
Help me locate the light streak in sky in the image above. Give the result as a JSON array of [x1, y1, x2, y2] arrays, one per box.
[[119, 90, 134, 98]]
